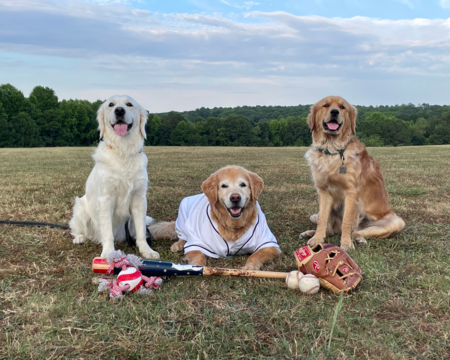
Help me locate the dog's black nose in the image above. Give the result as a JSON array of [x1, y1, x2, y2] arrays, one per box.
[[230, 193, 241, 203], [115, 107, 125, 116], [330, 109, 340, 117]]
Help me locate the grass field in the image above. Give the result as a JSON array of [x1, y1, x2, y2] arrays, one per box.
[[1, 146, 450, 359]]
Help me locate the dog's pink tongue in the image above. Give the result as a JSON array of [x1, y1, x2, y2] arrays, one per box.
[[114, 124, 128, 136], [327, 122, 339, 130], [230, 207, 241, 215]]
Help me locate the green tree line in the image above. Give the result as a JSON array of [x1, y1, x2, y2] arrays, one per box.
[[1, 83, 450, 148]]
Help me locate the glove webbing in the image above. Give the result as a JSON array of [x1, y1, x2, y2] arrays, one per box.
[[327, 258, 357, 280]]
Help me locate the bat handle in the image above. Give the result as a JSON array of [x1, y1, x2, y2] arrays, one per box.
[[203, 267, 289, 279]]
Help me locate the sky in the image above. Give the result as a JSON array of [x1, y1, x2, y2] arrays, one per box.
[[0, 0, 450, 112]]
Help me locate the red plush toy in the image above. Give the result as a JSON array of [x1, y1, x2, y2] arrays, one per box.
[[97, 250, 163, 299]]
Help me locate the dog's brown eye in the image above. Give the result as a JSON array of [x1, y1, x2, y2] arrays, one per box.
[[126, 103, 133, 107], [109, 102, 114, 107], [324, 104, 329, 108], [340, 105, 345, 109], [221, 184, 228, 188], [240, 183, 246, 187]]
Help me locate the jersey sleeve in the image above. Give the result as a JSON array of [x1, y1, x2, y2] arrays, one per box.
[[175, 195, 221, 258], [253, 202, 280, 252], [175, 197, 190, 241]]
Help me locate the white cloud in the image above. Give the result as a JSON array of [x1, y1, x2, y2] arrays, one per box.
[[395, 0, 415, 9], [1, 0, 450, 110], [84, 0, 143, 4], [219, 0, 259, 10], [3, 2, 449, 68], [440, 0, 450, 9]]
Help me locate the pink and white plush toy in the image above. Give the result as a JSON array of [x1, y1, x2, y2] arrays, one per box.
[[98, 250, 163, 299]]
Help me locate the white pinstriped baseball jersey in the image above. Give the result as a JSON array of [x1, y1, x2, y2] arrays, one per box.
[[175, 194, 279, 258]]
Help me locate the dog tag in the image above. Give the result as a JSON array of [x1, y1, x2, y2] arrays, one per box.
[[339, 166, 347, 174]]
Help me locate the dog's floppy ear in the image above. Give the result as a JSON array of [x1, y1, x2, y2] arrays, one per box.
[[349, 105, 357, 135], [201, 172, 218, 204], [97, 102, 107, 139], [139, 106, 147, 140], [249, 171, 264, 201], [307, 104, 317, 132]]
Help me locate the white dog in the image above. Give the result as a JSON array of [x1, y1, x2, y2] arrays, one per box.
[[69, 95, 159, 259]]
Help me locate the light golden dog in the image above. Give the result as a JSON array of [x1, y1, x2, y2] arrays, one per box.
[[300, 96, 405, 250], [70, 95, 159, 259], [149, 166, 281, 270]]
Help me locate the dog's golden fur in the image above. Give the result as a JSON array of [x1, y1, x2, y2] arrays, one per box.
[[149, 166, 280, 270], [202, 166, 261, 242], [301, 96, 405, 250]]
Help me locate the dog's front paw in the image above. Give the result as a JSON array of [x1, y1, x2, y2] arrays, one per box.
[[100, 246, 115, 258], [140, 248, 160, 260], [300, 230, 316, 239], [353, 232, 367, 245], [73, 234, 86, 245], [242, 262, 261, 271], [307, 235, 323, 246], [170, 239, 185, 253], [340, 238, 355, 251]]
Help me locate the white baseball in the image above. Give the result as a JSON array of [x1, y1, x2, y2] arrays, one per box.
[[299, 274, 320, 294], [285, 270, 304, 290]]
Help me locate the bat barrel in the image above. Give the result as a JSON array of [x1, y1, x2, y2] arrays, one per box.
[[203, 267, 289, 279], [92, 257, 204, 277]]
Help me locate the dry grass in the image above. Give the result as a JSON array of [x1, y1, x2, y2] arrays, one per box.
[[1, 146, 450, 359]]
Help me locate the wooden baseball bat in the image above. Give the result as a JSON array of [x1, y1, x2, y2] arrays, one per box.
[[92, 257, 289, 279]]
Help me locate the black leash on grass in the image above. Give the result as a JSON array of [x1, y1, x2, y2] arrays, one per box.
[[0, 220, 70, 229], [0, 219, 152, 248]]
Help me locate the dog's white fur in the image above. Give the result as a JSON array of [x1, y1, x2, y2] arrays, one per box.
[[69, 95, 159, 259]]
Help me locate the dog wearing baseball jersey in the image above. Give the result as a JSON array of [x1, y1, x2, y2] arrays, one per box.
[[149, 166, 281, 270], [300, 96, 405, 251]]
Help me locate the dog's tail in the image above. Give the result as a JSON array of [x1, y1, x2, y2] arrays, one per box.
[[356, 213, 405, 240], [148, 221, 177, 240], [373, 213, 405, 238]]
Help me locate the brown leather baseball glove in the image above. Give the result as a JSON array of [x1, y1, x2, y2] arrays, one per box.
[[294, 243, 362, 294]]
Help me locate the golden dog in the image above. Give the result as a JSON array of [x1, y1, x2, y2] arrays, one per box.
[[150, 166, 281, 270], [300, 96, 405, 250]]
